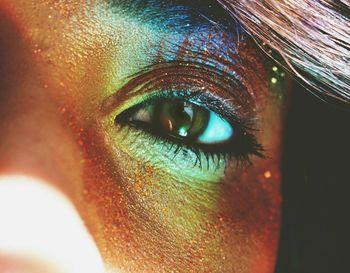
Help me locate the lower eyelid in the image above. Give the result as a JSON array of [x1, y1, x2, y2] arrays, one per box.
[[103, 122, 228, 182]]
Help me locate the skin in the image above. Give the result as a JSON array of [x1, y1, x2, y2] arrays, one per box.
[[0, 1, 288, 272]]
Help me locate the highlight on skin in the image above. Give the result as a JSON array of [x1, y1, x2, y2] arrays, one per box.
[[0, 1, 289, 272], [0, 176, 106, 273]]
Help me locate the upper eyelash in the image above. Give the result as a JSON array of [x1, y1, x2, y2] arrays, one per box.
[[139, 89, 249, 129]]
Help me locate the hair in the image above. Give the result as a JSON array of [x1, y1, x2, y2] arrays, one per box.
[[219, 0, 350, 103]]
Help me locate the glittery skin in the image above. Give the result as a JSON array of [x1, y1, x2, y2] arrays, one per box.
[[0, 1, 286, 272]]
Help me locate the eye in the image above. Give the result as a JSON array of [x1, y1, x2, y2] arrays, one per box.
[[117, 98, 234, 145], [114, 89, 264, 169], [104, 62, 264, 170]]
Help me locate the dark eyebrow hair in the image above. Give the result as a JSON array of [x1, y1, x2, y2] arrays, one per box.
[[108, 0, 239, 31]]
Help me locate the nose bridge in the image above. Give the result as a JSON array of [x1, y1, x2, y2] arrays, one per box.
[[0, 6, 108, 273], [0, 10, 81, 194], [0, 74, 83, 197], [0, 80, 68, 179]]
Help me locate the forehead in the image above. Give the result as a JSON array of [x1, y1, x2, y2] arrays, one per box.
[[108, 0, 237, 29], [9, 0, 240, 33]]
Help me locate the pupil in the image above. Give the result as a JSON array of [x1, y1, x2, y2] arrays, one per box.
[[156, 100, 209, 139]]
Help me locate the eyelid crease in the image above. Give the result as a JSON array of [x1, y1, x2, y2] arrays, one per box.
[[101, 60, 255, 120], [162, 37, 242, 73]]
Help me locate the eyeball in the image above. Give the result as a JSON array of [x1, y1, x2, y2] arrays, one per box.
[[197, 111, 233, 144]]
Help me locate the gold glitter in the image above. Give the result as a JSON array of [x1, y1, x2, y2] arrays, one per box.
[[264, 171, 272, 179], [271, 77, 278, 84]]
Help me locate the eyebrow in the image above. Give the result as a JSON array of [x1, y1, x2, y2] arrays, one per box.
[[108, 0, 239, 32]]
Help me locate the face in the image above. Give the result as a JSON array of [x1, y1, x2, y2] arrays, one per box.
[[0, 1, 288, 272]]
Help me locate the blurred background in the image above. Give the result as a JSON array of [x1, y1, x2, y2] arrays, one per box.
[[275, 83, 350, 273]]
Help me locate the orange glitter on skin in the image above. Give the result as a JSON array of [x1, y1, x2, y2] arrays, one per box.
[[264, 171, 272, 179]]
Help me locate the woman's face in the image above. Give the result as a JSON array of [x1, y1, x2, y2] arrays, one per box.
[[0, 0, 287, 272]]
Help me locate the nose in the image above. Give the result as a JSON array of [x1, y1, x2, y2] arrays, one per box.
[[0, 176, 105, 273], [0, 1, 82, 195], [0, 7, 105, 273], [0, 41, 79, 195]]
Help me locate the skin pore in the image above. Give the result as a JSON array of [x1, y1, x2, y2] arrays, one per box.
[[0, 0, 288, 272]]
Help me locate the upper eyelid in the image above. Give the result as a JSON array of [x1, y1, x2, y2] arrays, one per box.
[[100, 60, 256, 119]]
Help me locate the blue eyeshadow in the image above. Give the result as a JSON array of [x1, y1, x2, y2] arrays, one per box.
[[108, 0, 240, 32]]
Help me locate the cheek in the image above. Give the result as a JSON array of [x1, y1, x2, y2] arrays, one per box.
[[218, 157, 281, 272], [215, 108, 282, 273], [213, 125, 281, 272], [78, 130, 223, 271]]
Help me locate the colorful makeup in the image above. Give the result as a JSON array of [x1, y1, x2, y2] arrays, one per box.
[[5, 1, 285, 272]]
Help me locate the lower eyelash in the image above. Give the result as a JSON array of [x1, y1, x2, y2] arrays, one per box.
[[133, 128, 227, 170], [117, 120, 262, 172]]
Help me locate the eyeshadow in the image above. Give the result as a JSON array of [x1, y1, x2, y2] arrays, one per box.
[[108, 0, 240, 32], [106, 1, 247, 79]]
